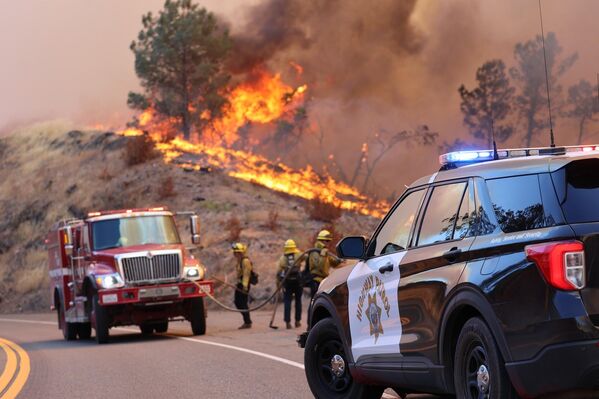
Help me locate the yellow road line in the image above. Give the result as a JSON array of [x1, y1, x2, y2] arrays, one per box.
[[0, 338, 30, 399], [0, 340, 17, 394]]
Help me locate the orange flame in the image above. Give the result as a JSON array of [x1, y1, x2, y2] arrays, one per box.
[[119, 68, 388, 218]]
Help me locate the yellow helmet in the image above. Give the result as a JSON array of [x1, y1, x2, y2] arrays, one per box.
[[284, 239, 299, 255], [317, 229, 333, 241], [231, 242, 247, 253]]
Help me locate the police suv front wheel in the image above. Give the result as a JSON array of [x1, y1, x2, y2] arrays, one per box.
[[305, 318, 384, 399], [454, 317, 517, 399]]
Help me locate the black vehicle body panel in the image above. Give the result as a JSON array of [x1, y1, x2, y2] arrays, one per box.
[[305, 153, 599, 397]]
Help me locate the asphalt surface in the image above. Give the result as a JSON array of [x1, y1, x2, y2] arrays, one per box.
[[0, 311, 441, 399]]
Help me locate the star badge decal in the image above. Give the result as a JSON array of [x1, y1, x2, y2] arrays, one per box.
[[366, 292, 384, 343]]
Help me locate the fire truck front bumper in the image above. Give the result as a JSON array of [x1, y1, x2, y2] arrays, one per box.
[[98, 280, 213, 306]]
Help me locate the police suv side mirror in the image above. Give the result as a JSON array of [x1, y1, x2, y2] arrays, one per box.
[[64, 225, 74, 257], [190, 215, 201, 245], [336, 236, 366, 259]]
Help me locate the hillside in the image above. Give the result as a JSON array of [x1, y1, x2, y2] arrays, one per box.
[[0, 122, 380, 313]]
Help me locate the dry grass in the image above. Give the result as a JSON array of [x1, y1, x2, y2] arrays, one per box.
[[306, 198, 343, 222], [123, 134, 159, 166], [225, 216, 243, 242], [265, 210, 279, 230], [157, 176, 176, 199]]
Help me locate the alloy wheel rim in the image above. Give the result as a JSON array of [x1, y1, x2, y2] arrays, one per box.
[[317, 338, 351, 393], [465, 343, 490, 399]]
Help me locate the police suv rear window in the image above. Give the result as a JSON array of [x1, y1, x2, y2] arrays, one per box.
[[486, 175, 553, 233], [551, 158, 599, 224]]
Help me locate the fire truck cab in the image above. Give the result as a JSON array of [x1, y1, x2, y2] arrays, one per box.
[[47, 207, 213, 344]]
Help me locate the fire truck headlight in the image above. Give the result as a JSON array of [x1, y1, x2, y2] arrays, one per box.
[[95, 273, 125, 289], [184, 265, 204, 281]]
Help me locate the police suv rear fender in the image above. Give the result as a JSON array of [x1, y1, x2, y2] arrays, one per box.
[[437, 284, 514, 380]]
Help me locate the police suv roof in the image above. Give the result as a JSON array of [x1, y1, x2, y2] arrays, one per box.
[[409, 149, 599, 189]]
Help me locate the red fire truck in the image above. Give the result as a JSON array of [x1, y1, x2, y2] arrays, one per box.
[[47, 207, 213, 344]]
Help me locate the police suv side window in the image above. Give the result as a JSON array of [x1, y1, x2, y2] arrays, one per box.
[[486, 174, 553, 233], [417, 182, 468, 246], [373, 189, 426, 256]]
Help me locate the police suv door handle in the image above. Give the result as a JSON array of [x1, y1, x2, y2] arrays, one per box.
[[443, 247, 462, 263], [379, 263, 394, 274]]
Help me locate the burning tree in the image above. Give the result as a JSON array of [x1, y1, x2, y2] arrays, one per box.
[[458, 59, 515, 147], [510, 32, 577, 147], [128, 0, 232, 140]]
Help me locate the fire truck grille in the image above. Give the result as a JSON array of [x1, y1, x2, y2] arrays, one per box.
[[120, 253, 181, 284]]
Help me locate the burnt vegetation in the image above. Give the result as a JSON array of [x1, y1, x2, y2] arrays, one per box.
[[123, 134, 159, 166]]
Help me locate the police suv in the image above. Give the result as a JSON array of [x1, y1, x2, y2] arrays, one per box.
[[300, 145, 599, 398]]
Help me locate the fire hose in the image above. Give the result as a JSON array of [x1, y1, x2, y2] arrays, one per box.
[[193, 249, 314, 313]]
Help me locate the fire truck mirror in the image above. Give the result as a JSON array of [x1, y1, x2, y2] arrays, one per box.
[[64, 226, 74, 256], [190, 215, 201, 245]]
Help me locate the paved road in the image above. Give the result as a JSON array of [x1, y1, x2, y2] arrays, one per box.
[[0, 311, 441, 399]]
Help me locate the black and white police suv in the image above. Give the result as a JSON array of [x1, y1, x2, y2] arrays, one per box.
[[299, 145, 599, 399]]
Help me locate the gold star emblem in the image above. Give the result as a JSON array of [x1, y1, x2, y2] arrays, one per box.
[[366, 293, 384, 343]]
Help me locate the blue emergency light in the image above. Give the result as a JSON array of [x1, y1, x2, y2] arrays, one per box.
[[439, 145, 599, 168]]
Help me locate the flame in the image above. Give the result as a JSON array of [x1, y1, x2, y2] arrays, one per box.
[[119, 67, 388, 218]]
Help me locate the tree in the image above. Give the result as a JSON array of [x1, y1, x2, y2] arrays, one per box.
[[458, 60, 515, 147], [564, 80, 599, 144], [128, 0, 232, 140], [327, 125, 438, 194], [510, 32, 577, 147]]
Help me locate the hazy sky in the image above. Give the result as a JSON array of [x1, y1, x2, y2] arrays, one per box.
[[1, 0, 597, 145]]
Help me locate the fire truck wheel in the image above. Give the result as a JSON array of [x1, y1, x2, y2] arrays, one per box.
[[58, 301, 78, 341], [155, 321, 168, 333], [93, 294, 110, 344], [190, 297, 206, 336], [77, 323, 92, 340], [140, 324, 154, 335]]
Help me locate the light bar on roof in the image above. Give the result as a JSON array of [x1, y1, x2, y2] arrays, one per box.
[[439, 144, 599, 167]]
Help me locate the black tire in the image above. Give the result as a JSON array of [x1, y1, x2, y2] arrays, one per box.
[[189, 297, 206, 336], [140, 324, 154, 335], [59, 301, 78, 341], [305, 318, 384, 399], [155, 321, 168, 333], [92, 294, 110, 344], [77, 323, 92, 340], [454, 317, 518, 399]]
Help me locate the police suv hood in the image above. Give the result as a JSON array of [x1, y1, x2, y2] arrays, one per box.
[[318, 259, 359, 295]]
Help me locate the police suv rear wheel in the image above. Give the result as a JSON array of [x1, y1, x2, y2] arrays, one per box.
[[454, 317, 517, 399], [305, 318, 384, 399]]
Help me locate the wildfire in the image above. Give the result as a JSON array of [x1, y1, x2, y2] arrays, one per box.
[[119, 68, 388, 218]]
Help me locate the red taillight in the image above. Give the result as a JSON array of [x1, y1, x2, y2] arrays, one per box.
[[525, 241, 585, 291]]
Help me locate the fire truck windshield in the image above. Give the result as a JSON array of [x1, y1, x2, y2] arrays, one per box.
[[91, 215, 181, 250]]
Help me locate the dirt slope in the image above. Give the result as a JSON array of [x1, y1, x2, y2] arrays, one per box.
[[0, 122, 379, 312]]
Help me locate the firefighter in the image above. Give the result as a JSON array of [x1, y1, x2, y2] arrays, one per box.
[[308, 230, 342, 299], [277, 239, 303, 329], [232, 242, 253, 329]]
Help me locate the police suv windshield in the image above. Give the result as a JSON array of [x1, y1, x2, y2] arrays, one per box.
[[91, 215, 181, 250]]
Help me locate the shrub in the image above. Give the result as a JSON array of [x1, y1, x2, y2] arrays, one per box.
[[157, 176, 176, 199], [98, 167, 113, 181], [306, 198, 342, 222], [265, 210, 279, 231], [225, 216, 243, 242], [123, 133, 159, 166]]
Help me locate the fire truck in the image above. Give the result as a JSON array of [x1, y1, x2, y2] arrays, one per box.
[[47, 207, 214, 344]]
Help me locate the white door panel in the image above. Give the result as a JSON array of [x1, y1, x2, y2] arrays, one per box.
[[348, 251, 406, 362]]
